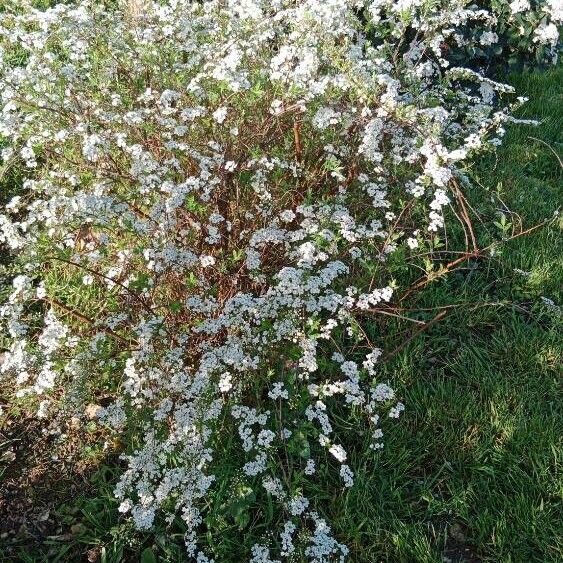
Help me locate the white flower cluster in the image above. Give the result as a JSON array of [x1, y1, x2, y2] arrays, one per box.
[[0, 0, 558, 560]]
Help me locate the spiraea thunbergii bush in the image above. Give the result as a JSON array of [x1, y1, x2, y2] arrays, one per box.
[[0, 0, 559, 560]]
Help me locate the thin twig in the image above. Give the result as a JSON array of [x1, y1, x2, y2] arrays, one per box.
[[527, 136, 563, 169], [44, 297, 135, 346], [46, 255, 155, 316], [360, 308, 426, 325], [383, 309, 448, 361], [452, 182, 477, 251], [293, 120, 302, 163], [399, 218, 549, 303]]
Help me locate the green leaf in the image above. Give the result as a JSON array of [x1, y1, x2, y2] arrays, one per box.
[[141, 547, 157, 563], [168, 300, 183, 313]]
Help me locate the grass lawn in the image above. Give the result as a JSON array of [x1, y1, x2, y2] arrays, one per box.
[[1, 68, 561, 562], [329, 67, 562, 562]]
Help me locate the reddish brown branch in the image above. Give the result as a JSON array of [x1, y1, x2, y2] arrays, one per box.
[[293, 120, 302, 163]]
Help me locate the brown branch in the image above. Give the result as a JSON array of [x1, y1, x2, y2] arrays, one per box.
[[45, 255, 155, 316], [293, 120, 302, 163], [44, 297, 135, 346], [399, 217, 549, 303], [452, 181, 477, 251], [359, 308, 426, 325], [383, 309, 448, 361], [398, 249, 481, 303], [527, 136, 563, 169]]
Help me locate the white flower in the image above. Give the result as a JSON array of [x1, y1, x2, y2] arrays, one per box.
[[279, 209, 295, 222], [545, 0, 563, 21], [328, 443, 347, 463], [262, 476, 285, 499], [199, 255, 216, 267], [218, 373, 232, 393], [304, 458, 316, 475], [270, 99, 283, 115], [212, 106, 228, 124], [340, 464, 354, 487], [131, 506, 155, 530], [480, 31, 499, 46], [509, 0, 530, 14], [37, 399, 50, 418], [268, 382, 288, 400], [533, 22, 559, 46], [289, 495, 309, 516], [312, 107, 341, 130], [372, 383, 395, 402], [389, 402, 405, 418]]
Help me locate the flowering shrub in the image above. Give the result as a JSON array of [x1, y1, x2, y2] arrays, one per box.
[[0, 0, 559, 560], [414, 0, 562, 70]]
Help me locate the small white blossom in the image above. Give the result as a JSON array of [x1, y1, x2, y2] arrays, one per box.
[[212, 107, 228, 124]]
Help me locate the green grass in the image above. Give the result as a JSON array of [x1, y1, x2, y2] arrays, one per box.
[[1, 68, 561, 562], [324, 67, 562, 562]]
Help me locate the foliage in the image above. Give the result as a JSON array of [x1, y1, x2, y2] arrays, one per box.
[[0, 1, 560, 561]]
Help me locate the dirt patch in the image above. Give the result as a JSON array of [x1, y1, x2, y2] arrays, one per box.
[[0, 409, 114, 555], [442, 522, 482, 563]]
